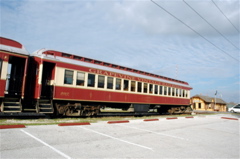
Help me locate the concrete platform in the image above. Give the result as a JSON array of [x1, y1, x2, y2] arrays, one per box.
[[1, 114, 239, 158]]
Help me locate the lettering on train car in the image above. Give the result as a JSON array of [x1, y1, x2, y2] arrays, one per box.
[[60, 92, 70, 96]]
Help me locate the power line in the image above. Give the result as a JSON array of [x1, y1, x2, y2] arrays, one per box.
[[183, 0, 239, 50], [150, 0, 239, 62], [211, 0, 239, 33]]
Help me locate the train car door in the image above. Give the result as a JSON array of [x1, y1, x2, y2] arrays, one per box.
[[1, 55, 27, 112], [40, 61, 55, 99], [36, 61, 55, 114], [5, 56, 26, 97]]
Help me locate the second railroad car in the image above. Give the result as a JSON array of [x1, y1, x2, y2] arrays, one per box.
[[27, 49, 192, 116]]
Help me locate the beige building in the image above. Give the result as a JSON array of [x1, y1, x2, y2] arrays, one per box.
[[191, 94, 227, 112]]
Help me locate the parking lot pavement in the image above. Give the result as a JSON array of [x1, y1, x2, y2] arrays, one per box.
[[1, 115, 239, 159]]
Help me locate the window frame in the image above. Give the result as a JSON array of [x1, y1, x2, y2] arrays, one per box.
[[97, 75, 105, 88], [87, 73, 95, 87], [137, 82, 142, 93], [154, 85, 158, 94], [76, 71, 85, 86], [131, 81, 136, 92], [115, 78, 122, 90], [172, 87, 175, 96], [149, 84, 153, 94], [107, 77, 113, 89], [144, 83, 148, 93], [164, 86, 167, 95], [176, 88, 179, 97], [64, 70, 74, 85], [159, 86, 163, 95], [123, 80, 129, 91]]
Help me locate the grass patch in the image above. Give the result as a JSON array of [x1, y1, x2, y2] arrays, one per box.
[[0, 114, 194, 126], [0, 118, 98, 126], [1, 112, 227, 126]]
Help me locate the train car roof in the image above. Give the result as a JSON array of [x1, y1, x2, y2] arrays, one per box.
[[0, 37, 29, 55], [32, 49, 192, 89]]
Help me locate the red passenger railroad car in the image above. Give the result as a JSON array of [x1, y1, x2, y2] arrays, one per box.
[[0, 37, 29, 112], [0, 37, 192, 116], [29, 49, 192, 116]]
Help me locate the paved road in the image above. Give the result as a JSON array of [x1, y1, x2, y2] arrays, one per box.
[[1, 114, 239, 158]]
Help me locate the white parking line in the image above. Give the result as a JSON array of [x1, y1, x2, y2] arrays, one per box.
[[20, 129, 71, 159], [80, 126, 153, 151], [118, 124, 187, 140]]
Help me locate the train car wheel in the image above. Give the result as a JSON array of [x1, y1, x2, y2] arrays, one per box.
[[168, 108, 174, 115]]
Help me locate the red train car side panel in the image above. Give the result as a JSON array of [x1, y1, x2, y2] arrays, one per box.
[[0, 80, 6, 97], [54, 86, 190, 105]]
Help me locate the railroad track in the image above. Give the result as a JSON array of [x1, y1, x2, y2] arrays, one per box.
[[0, 111, 193, 119], [0, 112, 159, 118], [0, 112, 46, 119], [97, 112, 160, 117]]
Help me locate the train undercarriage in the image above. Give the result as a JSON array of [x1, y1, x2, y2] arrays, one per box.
[[34, 99, 193, 117], [1, 97, 192, 117]]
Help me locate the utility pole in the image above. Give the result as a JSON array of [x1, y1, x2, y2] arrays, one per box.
[[215, 90, 217, 110]]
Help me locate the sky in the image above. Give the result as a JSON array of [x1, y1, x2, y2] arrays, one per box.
[[1, 0, 239, 103]]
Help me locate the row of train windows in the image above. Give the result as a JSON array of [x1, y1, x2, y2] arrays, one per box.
[[64, 70, 189, 97]]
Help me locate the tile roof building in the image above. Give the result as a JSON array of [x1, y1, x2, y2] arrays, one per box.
[[190, 94, 227, 112]]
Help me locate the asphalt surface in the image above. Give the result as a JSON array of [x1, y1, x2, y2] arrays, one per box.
[[1, 114, 239, 159]]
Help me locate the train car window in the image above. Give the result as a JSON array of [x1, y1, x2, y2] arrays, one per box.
[[137, 82, 142, 93], [164, 86, 167, 95], [182, 90, 185, 97], [76, 72, 85, 86], [115, 78, 121, 90], [149, 84, 153, 94], [64, 70, 74, 84], [98, 75, 105, 88], [154, 85, 158, 94], [179, 89, 182, 97], [107, 77, 113, 89], [124, 80, 129, 91], [62, 53, 71, 58], [131, 81, 136, 92], [168, 87, 171, 96], [172, 88, 175, 96], [159, 86, 163, 95], [144, 83, 148, 93], [176, 88, 179, 96], [73, 56, 82, 60], [88, 74, 95, 87]]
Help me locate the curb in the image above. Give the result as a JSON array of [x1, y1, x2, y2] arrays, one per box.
[[221, 117, 238, 121], [143, 119, 159, 122], [3, 116, 237, 129], [166, 117, 178, 120], [58, 122, 91, 126], [107, 120, 129, 124], [0, 125, 26, 129], [185, 116, 194, 118]]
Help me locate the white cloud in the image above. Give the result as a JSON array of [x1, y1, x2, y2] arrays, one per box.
[[107, 0, 239, 36]]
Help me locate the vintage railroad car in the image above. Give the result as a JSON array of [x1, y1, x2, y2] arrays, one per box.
[[0, 37, 192, 116], [0, 37, 29, 112], [29, 49, 192, 116]]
